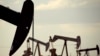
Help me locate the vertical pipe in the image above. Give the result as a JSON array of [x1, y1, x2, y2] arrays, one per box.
[[32, 1, 34, 55], [32, 17, 34, 56]]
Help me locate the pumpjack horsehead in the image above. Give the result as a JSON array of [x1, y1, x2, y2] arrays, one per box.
[[77, 45, 100, 56], [49, 35, 81, 56], [0, 0, 34, 56]]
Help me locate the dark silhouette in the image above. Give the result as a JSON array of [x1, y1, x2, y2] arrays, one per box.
[[27, 37, 49, 56], [22, 47, 33, 56], [51, 35, 81, 49], [77, 45, 99, 56], [0, 5, 20, 25], [50, 35, 81, 56], [0, 0, 34, 56], [49, 48, 57, 56]]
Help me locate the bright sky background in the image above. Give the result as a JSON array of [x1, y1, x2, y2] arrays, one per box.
[[0, 0, 100, 56]]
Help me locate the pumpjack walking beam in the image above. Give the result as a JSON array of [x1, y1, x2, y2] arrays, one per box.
[[51, 35, 81, 49]]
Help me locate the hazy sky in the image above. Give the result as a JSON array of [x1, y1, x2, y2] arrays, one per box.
[[0, 0, 100, 56]]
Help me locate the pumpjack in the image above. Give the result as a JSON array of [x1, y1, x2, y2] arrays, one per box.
[[27, 37, 49, 56], [0, 0, 34, 55], [77, 45, 99, 56], [50, 35, 81, 56]]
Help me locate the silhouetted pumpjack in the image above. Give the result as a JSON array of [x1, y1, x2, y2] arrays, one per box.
[[27, 37, 50, 56], [77, 45, 99, 56], [50, 35, 81, 56], [0, 0, 34, 56]]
